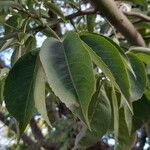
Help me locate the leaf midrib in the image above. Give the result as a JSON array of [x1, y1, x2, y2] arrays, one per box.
[[62, 43, 79, 105]]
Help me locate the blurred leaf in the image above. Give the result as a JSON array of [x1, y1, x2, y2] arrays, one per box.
[[0, 38, 15, 51], [11, 47, 21, 66], [0, 0, 14, 13], [65, 0, 79, 10], [124, 105, 132, 135], [0, 76, 5, 103], [4, 52, 38, 136], [116, 108, 135, 150], [133, 94, 150, 130], [4, 15, 20, 34], [122, 0, 147, 6], [127, 52, 146, 101], [129, 47, 150, 64], [80, 33, 131, 109], [44, 1, 66, 22], [137, 53, 150, 64], [86, 14, 96, 33], [40, 32, 95, 127], [24, 35, 36, 53]]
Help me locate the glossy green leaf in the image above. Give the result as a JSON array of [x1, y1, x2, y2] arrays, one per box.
[[40, 32, 95, 126], [34, 58, 52, 128], [4, 52, 38, 135], [80, 33, 131, 108], [127, 52, 146, 101]]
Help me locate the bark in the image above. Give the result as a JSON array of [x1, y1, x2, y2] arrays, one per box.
[[90, 0, 145, 46]]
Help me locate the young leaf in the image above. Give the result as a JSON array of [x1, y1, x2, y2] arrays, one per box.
[[80, 33, 131, 109], [40, 32, 95, 127], [127, 52, 146, 101], [4, 52, 38, 136], [34, 58, 52, 128]]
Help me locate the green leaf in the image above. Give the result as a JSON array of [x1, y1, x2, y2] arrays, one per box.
[[89, 89, 111, 137], [86, 14, 96, 33], [4, 52, 38, 135], [124, 105, 132, 135], [133, 94, 150, 130], [44, 2, 66, 22], [75, 90, 112, 148], [34, 58, 52, 128], [136, 53, 150, 64], [127, 52, 146, 101], [65, 0, 79, 10], [112, 86, 119, 149], [40, 32, 95, 127], [0, 0, 13, 13], [0, 38, 15, 51], [122, 0, 147, 6], [11, 47, 21, 66], [128, 47, 150, 64], [24, 35, 36, 53], [80, 33, 131, 108], [116, 108, 135, 150]]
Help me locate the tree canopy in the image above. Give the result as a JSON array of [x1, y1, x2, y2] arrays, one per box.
[[0, 0, 150, 149]]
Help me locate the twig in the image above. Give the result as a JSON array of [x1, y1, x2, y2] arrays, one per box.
[[123, 11, 150, 23], [28, 8, 96, 34], [30, 118, 57, 150]]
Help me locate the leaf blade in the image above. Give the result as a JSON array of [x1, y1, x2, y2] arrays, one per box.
[[40, 32, 95, 126], [80, 33, 131, 107], [4, 52, 38, 135], [34, 58, 52, 128]]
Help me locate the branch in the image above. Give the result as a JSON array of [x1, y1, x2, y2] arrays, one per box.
[[65, 8, 96, 20], [90, 0, 146, 46], [0, 112, 36, 146], [29, 8, 96, 34], [30, 118, 57, 150], [123, 11, 150, 23]]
